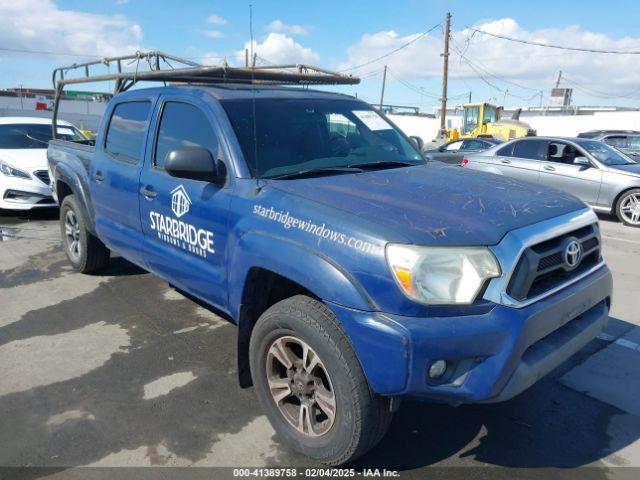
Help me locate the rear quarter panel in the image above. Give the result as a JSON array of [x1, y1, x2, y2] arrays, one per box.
[[48, 140, 96, 231]]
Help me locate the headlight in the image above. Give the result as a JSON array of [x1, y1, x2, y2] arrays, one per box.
[[0, 160, 31, 179], [386, 244, 501, 305]]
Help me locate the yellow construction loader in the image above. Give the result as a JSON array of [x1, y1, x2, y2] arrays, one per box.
[[447, 103, 536, 141]]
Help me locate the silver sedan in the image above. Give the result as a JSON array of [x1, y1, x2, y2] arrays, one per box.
[[462, 136, 640, 227]]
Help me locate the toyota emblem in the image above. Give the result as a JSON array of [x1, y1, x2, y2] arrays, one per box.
[[563, 239, 583, 269]]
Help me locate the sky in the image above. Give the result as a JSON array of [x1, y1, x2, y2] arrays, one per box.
[[2, 0, 640, 111]]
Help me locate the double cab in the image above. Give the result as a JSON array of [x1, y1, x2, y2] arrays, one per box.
[[49, 84, 612, 465]]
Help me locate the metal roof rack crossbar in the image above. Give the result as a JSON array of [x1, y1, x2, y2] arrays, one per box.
[[51, 50, 359, 138]]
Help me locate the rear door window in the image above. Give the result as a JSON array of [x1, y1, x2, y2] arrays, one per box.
[[444, 140, 463, 151], [497, 142, 515, 157], [104, 101, 151, 164], [512, 140, 547, 161], [603, 136, 628, 148], [461, 139, 485, 150], [627, 136, 640, 149]]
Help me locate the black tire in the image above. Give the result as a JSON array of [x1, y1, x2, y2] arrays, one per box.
[[249, 295, 393, 465], [60, 195, 110, 273], [615, 188, 640, 227]]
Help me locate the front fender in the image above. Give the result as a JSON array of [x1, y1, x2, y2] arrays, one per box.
[[227, 231, 375, 320]]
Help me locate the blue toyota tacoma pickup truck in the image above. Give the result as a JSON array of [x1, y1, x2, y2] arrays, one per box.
[[48, 82, 612, 465]]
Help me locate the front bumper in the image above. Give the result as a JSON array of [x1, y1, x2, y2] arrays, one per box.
[[0, 176, 55, 210], [328, 265, 612, 404]]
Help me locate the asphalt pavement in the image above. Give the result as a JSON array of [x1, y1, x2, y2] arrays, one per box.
[[1, 208, 639, 480]]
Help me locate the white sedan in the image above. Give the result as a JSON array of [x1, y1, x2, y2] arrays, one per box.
[[0, 117, 87, 210]]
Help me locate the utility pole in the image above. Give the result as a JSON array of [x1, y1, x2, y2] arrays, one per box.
[[555, 70, 562, 88], [502, 88, 509, 106], [245, 48, 249, 67], [468, 91, 472, 103], [439, 12, 451, 135], [379, 65, 387, 111]]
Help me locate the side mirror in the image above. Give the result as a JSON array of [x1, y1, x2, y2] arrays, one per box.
[[410, 136, 424, 151], [164, 146, 222, 182], [574, 156, 591, 168]]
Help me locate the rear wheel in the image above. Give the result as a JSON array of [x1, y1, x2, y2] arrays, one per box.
[[616, 188, 640, 227], [60, 195, 110, 273], [249, 295, 393, 465]]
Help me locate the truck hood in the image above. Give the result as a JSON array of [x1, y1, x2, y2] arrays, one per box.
[[270, 164, 586, 246], [0, 149, 48, 170]]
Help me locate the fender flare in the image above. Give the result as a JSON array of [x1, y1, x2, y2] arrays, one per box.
[[228, 231, 376, 320], [53, 165, 96, 233], [229, 231, 377, 388]]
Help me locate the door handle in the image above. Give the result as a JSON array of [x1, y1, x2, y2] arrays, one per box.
[[140, 186, 157, 199], [93, 171, 104, 182], [543, 165, 556, 171], [500, 159, 511, 164]]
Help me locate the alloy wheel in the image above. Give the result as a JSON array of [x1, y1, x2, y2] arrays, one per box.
[[64, 209, 81, 260], [265, 335, 336, 437], [620, 193, 640, 225]]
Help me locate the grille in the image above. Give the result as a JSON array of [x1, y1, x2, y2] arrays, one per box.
[[507, 224, 601, 301], [33, 170, 50, 185]]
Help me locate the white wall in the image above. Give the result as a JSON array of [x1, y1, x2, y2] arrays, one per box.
[[387, 114, 441, 142], [524, 111, 640, 136], [0, 96, 106, 130]]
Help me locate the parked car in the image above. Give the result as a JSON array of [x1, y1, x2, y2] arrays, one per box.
[[462, 136, 640, 227], [577, 130, 640, 160], [0, 117, 86, 211], [423, 138, 502, 164], [50, 77, 612, 465]]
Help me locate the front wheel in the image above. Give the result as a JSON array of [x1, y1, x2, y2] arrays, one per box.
[[616, 188, 640, 227], [249, 295, 393, 465], [60, 194, 110, 273]]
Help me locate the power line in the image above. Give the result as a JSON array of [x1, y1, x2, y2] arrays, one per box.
[[0, 45, 231, 65], [0, 45, 101, 58], [386, 69, 440, 98], [451, 38, 542, 93], [561, 74, 640, 100], [468, 27, 640, 54], [339, 23, 441, 72], [386, 68, 470, 102]]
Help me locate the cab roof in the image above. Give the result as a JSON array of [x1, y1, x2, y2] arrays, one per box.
[[115, 83, 360, 102]]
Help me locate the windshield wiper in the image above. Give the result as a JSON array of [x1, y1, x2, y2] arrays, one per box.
[[346, 160, 419, 170], [269, 166, 363, 180], [25, 134, 50, 146]]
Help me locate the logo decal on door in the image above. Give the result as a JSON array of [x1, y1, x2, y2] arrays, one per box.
[[149, 185, 215, 259], [171, 185, 191, 218]]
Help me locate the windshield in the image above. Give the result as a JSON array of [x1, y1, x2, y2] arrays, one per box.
[[0, 123, 85, 149], [221, 98, 424, 179], [576, 139, 637, 166], [483, 106, 499, 124], [462, 106, 479, 134]]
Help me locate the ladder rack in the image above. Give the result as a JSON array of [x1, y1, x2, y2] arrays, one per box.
[[51, 50, 359, 137]]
